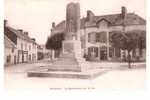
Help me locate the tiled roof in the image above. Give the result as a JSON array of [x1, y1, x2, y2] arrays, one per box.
[[6, 26, 36, 43], [52, 13, 146, 32], [4, 35, 16, 48]]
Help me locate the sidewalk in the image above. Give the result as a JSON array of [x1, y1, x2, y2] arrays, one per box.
[[4, 60, 52, 73], [90, 62, 146, 70]]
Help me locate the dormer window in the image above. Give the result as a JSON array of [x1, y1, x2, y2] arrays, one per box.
[[96, 18, 110, 28]]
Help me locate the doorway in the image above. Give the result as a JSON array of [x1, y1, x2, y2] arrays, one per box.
[[100, 47, 107, 60], [14, 55, 16, 64]]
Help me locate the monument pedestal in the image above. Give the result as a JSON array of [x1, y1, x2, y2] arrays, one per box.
[[47, 40, 89, 72]]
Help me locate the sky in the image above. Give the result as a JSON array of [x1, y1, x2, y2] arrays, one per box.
[[4, 0, 146, 44]]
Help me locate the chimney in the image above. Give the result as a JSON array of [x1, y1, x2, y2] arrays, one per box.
[[18, 29, 23, 33], [31, 38, 35, 41], [52, 22, 55, 28], [86, 10, 94, 22], [4, 20, 7, 27], [24, 32, 28, 36], [121, 6, 127, 19]]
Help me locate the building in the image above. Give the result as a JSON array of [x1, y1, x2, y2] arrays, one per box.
[[51, 7, 146, 61], [4, 20, 38, 64], [37, 45, 52, 60], [4, 35, 17, 65], [37, 44, 44, 60]]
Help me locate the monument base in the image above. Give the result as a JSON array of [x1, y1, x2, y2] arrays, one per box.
[[27, 67, 107, 79]]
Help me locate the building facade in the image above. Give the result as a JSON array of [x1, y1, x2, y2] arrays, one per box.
[[4, 35, 17, 65], [51, 7, 146, 61], [4, 20, 38, 65], [37, 45, 52, 60]]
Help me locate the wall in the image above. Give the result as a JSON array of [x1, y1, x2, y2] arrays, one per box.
[[4, 47, 17, 65]]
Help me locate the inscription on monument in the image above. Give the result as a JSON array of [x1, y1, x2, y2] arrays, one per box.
[[63, 42, 74, 53]]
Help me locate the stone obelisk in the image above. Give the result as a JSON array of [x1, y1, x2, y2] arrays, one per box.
[[63, 2, 82, 58], [65, 2, 80, 40]]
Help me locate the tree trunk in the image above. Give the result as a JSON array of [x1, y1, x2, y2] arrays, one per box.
[[51, 49, 55, 60], [127, 50, 131, 69]]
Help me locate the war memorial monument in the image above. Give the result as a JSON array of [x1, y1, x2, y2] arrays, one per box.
[[27, 2, 106, 79]]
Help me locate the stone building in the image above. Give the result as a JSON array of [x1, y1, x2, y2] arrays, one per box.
[[4, 20, 38, 64], [51, 6, 146, 61]]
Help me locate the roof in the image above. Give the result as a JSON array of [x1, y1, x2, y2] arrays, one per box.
[[6, 26, 36, 44], [52, 13, 146, 32], [4, 35, 16, 48]]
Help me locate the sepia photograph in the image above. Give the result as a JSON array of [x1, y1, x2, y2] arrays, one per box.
[[4, 0, 146, 91]]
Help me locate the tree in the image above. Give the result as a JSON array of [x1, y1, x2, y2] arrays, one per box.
[[111, 30, 146, 68], [46, 33, 64, 50], [46, 33, 64, 57], [37, 52, 44, 60]]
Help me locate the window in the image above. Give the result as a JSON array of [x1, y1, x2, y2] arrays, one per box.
[[109, 47, 113, 57], [88, 47, 98, 57], [88, 32, 108, 43], [94, 47, 98, 57], [99, 32, 107, 43], [88, 47, 92, 57], [6, 55, 11, 63], [115, 48, 120, 57], [21, 43, 23, 50], [94, 32, 107, 43], [100, 46, 107, 60], [12, 48, 14, 53], [96, 33, 101, 42]]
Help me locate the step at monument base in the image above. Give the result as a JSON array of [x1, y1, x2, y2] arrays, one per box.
[[27, 67, 107, 79]]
